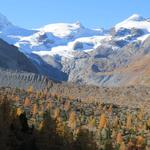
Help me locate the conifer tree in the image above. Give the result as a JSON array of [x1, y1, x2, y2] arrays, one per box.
[[53, 108, 60, 119], [119, 142, 126, 150], [68, 111, 77, 130], [116, 133, 123, 145], [27, 85, 33, 93], [32, 103, 38, 115], [88, 117, 96, 130], [98, 113, 107, 129], [16, 107, 23, 116], [24, 97, 31, 107], [126, 113, 132, 129]]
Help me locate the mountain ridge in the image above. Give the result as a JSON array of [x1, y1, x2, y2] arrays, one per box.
[[0, 12, 150, 86], [0, 38, 38, 73]]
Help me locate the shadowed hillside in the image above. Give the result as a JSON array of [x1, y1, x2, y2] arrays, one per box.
[[0, 39, 38, 73], [0, 69, 52, 90]]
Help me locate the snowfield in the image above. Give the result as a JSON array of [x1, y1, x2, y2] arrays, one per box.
[[0, 13, 150, 59], [115, 14, 150, 35]]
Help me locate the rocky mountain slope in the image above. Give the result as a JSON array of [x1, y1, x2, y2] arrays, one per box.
[[1, 13, 150, 86], [0, 39, 38, 73]]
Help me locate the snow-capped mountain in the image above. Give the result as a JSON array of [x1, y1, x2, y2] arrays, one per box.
[[1, 12, 150, 58], [114, 14, 150, 43], [38, 22, 103, 38], [1, 12, 150, 86], [115, 14, 150, 32], [0, 13, 105, 56], [16, 23, 106, 57]]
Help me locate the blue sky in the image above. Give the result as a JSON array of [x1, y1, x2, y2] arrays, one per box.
[[0, 0, 150, 29]]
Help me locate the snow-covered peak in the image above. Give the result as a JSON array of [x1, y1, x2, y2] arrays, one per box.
[[38, 22, 84, 37], [75, 21, 84, 27], [115, 14, 150, 32], [0, 12, 12, 29], [125, 14, 145, 22], [38, 22, 103, 38], [1, 12, 150, 60]]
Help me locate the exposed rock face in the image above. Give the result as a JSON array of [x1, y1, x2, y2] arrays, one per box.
[[29, 53, 68, 82], [60, 37, 150, 87], [0, 39, 38, 73]]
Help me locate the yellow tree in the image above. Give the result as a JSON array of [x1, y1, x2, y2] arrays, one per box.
[[68, 111, 77, 130], [116, 133, 123, 145], [126, 113, 132, 129], [53, 108, 60, 119], [38, 111, 44, 117], [98, 113, 107, 129], [32, 104, 38, 116], [46, 102, 52, 110], [137, 107, 144, 121], [127, 140, 134, 149], [64, 101, 70, 111], [88, 117, 96, 130], [15, 96, 20, 102], [111, 129, 117, 139], [136, 136, 145, 148], [119, 142, 126, 150], [27, 85, 33, 93], [146, 117, 150, 128], [24, 97, 31, 107], [113, 116, 119, 128], [55, 117, 66, 137], [108, 104, 113, 114], [38, 121, 44, 130], [16, 107, 23, 116]]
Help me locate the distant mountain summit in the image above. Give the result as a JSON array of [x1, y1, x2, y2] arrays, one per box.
[[0, 12, 12, 29], [0, 12, 150, 86], [124, 14, 145, 21], [115, 14, 150, 33]]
